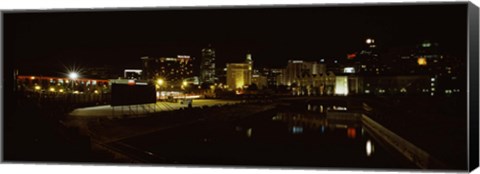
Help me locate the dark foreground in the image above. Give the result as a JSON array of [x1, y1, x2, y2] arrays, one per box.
[[4, 95, 467, 171], [111, 106, 416, 168]]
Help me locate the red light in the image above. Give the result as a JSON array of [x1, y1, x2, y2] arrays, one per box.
[[347, 53, 356, 59], [347, 127, 356, 139], [128, 80, 135, 86]]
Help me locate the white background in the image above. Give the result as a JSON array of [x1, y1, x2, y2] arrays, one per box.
[[1, 0, 479, 174]]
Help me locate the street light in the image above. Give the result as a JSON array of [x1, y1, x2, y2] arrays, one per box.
[[156, 78, 165, 100], [69, 72, 79, 80], [68, 72, 79, 92], [181, 81, 188, 90], [157, 79, 164, 85], [181, 81, 189, 104]]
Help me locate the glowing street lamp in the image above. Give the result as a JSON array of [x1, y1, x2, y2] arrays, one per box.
[[69, 72, 79, 80], [68, 72, 79, 92], [181, 81, 188, 90], [157, 79, 164, 85]]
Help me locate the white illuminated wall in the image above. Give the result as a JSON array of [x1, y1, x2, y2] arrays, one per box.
[[334, 76, 349, 96]]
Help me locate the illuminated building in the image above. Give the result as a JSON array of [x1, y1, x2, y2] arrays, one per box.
[[391, 41, 465, 96], [226, 54, 253, 90], [124, 69, 142, 80], [226, 63, 251, 90], [252, 74, 268, 89], [360, 75, 433, 95], [183, 76, 200, 85], [276, 68, 288, 86], [140, 55, 195, 87], [329, 75, 463, 97], [271, 59, 332, 95], [215, 66, 227, 85], [260, 68, 283, 88], [352, 38, 385, 75], [16, 75, 110, 94], [343, 67, 356, 74], [294, 71, 336, 96], [284, 60, 304, 86], [334, 76, 349, 96], [411, 41, 459, 76], [417, 57, 428, 66], [200, 45, 216, 84], [283, 60, 327, 86]]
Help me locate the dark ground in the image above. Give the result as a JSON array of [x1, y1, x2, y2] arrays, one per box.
[[3, 94, 468, 170], [361, 96, 467, 170]]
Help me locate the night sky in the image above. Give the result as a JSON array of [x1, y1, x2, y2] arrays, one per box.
[[4, 3, 467, 76]]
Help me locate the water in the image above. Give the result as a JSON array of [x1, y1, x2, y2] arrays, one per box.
[[116, 103, 416, 169]]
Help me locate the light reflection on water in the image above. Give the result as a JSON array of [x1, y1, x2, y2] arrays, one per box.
[[261, 105, 379, 158], [119, 103, 415, 168], [307, 103, 347, 113], [242, 99, 382, 159], [366, 140, 375, 157], [237, 110, 374, 158]]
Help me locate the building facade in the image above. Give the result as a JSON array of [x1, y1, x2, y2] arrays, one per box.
[[226, 54, 253, 90], [292, 71, 336, 96], [252, 74, 268, 89], [141, 55, 195, 87], [281, 60, 327, 86], [200, 45, 216, 84]]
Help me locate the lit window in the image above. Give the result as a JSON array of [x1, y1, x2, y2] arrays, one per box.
[[417, 58, 427, 66]]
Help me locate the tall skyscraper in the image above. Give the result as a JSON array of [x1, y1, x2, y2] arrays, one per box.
[[200, 45, 216, 84], [356, 38, 383, 75]]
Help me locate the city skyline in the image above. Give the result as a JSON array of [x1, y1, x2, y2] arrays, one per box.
[[3, 2, 478, 171], [5, 4, 467, 76]]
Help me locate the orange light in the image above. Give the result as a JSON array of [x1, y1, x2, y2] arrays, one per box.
[[347, 127, 356, 139], [417, 57, 427, 66]]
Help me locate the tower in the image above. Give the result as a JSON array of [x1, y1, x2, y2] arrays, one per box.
[[200, 44, 216, 84]]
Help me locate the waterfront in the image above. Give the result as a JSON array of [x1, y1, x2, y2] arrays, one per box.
[[103, 102, 416, 168]]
